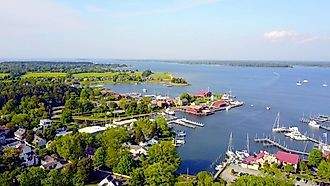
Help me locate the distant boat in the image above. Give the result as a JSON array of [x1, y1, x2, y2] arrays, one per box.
[[303, 79, 309, 83], [322, 82, 328, 87], [142, 88, 147, 92], [266, 107, 271, 110], [272, 112, 288, 132], [296, 81, 302, 86], [177, 130, 186, 137], [165, 108, 175, 115]]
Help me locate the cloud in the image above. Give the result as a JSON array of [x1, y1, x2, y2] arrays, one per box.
[[264, 30, 330, 43], [114, 0, 220, 17], [264, 30, 297, 40]]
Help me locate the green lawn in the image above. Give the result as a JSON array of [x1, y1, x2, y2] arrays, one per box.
[[72, 72, 119, 78], [0, 73, 10, 78], [150, 72, 172, 80], [22, 72, 68, 78]]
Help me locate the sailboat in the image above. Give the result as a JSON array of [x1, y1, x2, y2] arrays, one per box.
[[226, 132, 236, 159], [272, 112, 288, 132]]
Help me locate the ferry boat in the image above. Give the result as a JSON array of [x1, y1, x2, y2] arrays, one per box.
[[296, 81, 302, 86], [308, 120, 320, 128], [165, 108, 175, 115], [284, 127, 308, 141], [272, 112, 288, 132], [303, 79, 309, 83]]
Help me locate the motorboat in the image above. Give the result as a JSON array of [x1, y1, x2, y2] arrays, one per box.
[[177, 130, 186, 137], [165, 108, 175, 115], [303, 79, 309, 83], [284, 127, 308, 141], [308, 120, 320, 128], [142, 88, 147, 92], [266, 107, 271, 110], [296, 81, 302, 86], [322, 82, 328, 87]]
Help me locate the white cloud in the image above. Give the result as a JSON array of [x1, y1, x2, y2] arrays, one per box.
[[264, 30, 297, 40], [264, 30, 330, 43]]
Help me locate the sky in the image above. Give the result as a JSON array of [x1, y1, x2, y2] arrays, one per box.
[[1, 0, 330, 61]]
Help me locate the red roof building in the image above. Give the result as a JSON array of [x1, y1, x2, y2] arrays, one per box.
[[212, 100, 228, 108], [191, 90, 212, 97], [100, 89, 113, 95], [276, 151, 300, 165]]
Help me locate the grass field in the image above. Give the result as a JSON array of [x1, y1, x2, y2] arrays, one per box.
[[72, 72, 119, 78], [150, 72, 172, 80], [0, 73, 10, 78], [22, 72, 68, 78]]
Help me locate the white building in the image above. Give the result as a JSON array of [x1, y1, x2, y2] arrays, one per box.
[[39, 119, 52, 128], [78, 126, 106, 135]]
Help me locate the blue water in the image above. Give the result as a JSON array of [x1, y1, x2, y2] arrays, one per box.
[[100, 60, 330, 174]]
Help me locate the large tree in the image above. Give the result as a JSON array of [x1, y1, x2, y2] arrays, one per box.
[[308, 149, 323, 167], [317, 160, 330, 180], [113, 154, 135, 175]]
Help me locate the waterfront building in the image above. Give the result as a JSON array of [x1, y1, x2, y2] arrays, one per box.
[[275, 151, 300, 170]]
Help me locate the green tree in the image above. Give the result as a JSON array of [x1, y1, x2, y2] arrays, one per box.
[[25, 130, 34, 143], [93, 147, 106, 168], [317, 160, 330, 180], [130, 168, 145, 186], [283, 164, 294, 173], [144, 162, 175, 186], [113, 154, 135, 175], [196, 171, 214, 186], [19, 167, 47, 186], [42, 169, 66, 186], [232, 175, 292, 186], [180, 93, 192, 103], [142, 69, 153, 77], [299, 161, 308, 172], [156, 116, 171, 137], [60, 110, 73, 124], [308, 149, 323, 167]]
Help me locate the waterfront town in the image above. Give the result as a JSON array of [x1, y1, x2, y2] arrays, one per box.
[[0, 62, 329, 186]]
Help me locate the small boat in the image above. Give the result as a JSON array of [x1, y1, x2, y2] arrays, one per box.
[[250, 104, 254, 107], [164, 84, 173, 87], [177, 130, 186, 137], [215, 164, 224, 171], [266, 107, 271, 110], [175, 139, 185, 145], [303, 79, 309, 83], [142, 88, 147, 92], [284, 127, 308, 141], [308, 120, 320, 128], [296, 81, 302, 86], [165, 108, 175, 115], [322, 82, 328, 87]]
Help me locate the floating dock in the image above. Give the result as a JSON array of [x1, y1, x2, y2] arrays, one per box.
[[254, 136, 309, 156], [181, 118, 204, 127], [169, 119, 196, 129], [300, 117, 330, 131]]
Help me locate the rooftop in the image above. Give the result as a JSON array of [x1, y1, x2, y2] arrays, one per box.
[[78, 126, 106, 134], [276, 151, 300, 165]]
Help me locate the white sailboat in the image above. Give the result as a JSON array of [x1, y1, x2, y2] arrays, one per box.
[[226, 132, 236, 159], [272, 112, 288, 132]]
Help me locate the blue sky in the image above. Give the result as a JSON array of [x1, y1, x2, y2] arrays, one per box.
[[1, 0, 330, 61]]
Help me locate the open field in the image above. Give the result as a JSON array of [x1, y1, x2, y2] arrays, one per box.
[[150, 72, 172, 80], [22, 72, 68, 78], [72, 72, 120, 78]]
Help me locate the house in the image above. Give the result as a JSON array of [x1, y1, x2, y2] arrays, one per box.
[[211, 100, 228, 108], [14, 128, 26, 140], [7, 142, 38, 167], [84, 147, 96, 158], [191, 90, 212, 97], [39, 119, 52, 129], [40, 155, 67, 170], [127, 145, 147, 160], [101, 89, 113, 95], [241, 151, 277, 170], [186, 105, 212, 115], [32, 135, 47, 147], [276, 151, 300, 170], [98, 175, 123, 186]]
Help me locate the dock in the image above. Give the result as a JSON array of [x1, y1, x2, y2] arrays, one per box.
[[213, 158, 232, 180], [181, 118, 204, 127], [169, 119, 196, 129], [254, 136, 309, 156], [300, 117, 330, 131]]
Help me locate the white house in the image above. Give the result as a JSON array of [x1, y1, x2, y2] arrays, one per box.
[[98, 175, 122, 186], [14, 128, 26, 140], [39, 119, 52, 128]]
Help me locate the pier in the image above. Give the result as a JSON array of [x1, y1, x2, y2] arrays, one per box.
[[213, 158, 232, 180], [300, 117, 330, 131], [254, 136, 309, 156], [169, 119, 196, 129], [181, 118, 204, 127]]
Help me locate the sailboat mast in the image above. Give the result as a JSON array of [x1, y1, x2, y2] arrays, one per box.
[[246, 133, 250, 154], [227, 132, 233, 152]]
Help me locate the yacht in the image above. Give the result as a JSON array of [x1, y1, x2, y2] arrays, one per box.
[[296, 81, 302, 86], [235, 150, 250, 160], [303, 79, 309, 83], [322, 82, 328, 87], [284, 127, 308, 141], [165, 108, 175, 115], [308, 120, 320, 128], [175, 139, 185, 145]]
